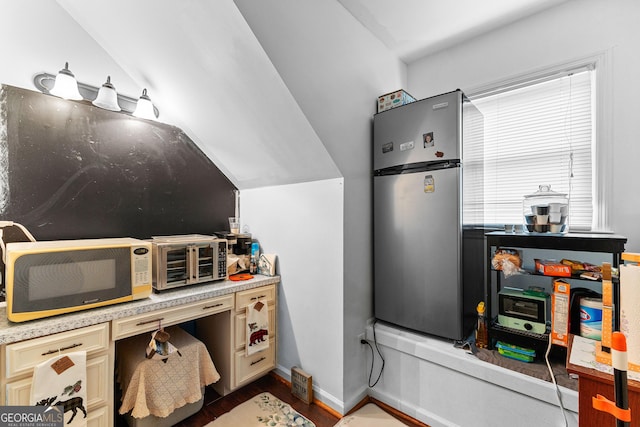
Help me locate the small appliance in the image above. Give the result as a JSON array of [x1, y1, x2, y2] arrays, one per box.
[[498, 287, 549, 334], [3, 237, 152, 322], [215, 232, 252, 274], [149, 234, 227, 291]]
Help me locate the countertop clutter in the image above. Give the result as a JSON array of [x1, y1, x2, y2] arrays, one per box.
[[0, 274, 280, 345]]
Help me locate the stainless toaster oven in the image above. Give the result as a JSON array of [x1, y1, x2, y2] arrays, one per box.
[[150, 234, 227, 291]]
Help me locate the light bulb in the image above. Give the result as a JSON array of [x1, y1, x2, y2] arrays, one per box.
[[132, 88, 156, 120], [92, 76, 121, 111], [50, 62, 83, 100]]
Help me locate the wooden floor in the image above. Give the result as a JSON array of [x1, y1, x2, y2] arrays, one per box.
[[115, 372, 427, 426], [115, 373, 340, 427]]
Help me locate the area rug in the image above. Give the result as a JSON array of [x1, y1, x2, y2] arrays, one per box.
[[334, 403, 407, 426], [204, 392, 315, 427]]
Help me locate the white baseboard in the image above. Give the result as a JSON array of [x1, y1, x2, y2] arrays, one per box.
[[274, 364, 347, 415]]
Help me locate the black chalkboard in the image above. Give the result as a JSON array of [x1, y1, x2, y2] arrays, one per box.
[[0, 84, 236, 241]]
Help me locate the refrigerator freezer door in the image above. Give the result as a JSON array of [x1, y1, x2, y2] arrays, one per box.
[[374, 166, 463, 339], [373, 90, 461, 171]]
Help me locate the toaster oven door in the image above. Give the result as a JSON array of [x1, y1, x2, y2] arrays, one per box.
[[194, 243, 216, 282]]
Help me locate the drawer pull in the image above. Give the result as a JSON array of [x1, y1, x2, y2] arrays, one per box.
[[250, 356, 266, 366], [251, 295, 267, 301], [41, 343, 82, 356], [136, 317, 165, 326], [203, 303, 225, 310]]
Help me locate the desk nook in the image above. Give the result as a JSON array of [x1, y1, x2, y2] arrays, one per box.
[[0, 275, 279, 427]]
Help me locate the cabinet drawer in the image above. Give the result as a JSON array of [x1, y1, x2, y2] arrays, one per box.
[[5, 323, 109, 379], [235, 305, 276, 351], [112, 294, 234, 340], [235, 285, 275, 311], [5, 354, 110, 407], [234, 339, 275, 389]]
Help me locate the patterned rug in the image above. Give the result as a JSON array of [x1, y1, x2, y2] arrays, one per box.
[[205, 392, 315, 427], [334, 403, 408, 426]]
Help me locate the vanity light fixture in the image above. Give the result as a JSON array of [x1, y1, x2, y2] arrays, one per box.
[[33, 67, 160, 119], [132, 88, 156, 120], [49, 62, 83, 100], [92, 76, 121, 111]]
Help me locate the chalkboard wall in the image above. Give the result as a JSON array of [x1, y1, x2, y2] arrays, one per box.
[[0, 84, 236, 242]]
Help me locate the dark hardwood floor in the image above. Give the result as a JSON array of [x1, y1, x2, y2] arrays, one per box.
[[116, 373, 341, 427], [116, 372, 427, 426]]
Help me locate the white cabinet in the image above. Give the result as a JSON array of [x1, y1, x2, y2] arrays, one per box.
[[0, 277, 279, 426], [1, 323, 113, 427], [200, 283, 277, 395]]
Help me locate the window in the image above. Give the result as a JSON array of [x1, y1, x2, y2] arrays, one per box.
[[463, 64, 598, 231]]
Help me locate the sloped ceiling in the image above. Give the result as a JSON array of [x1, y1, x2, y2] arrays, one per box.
[[337, 0, 569, 63], [55, 0, 569, 190], [56, 0, 341, 190]]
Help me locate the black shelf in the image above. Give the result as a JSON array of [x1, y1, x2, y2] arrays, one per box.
[[486, 231, 627, 253], [485, 231, 627, 351], [490, 267, 613, 283], [489, 320, 550, 356]]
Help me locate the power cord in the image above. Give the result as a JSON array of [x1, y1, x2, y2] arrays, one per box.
[[0, 221, 36, 264], [545, 332, 569, 427], [361, 320, 385, 388]]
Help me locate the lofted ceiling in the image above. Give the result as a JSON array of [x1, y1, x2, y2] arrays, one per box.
[[54, 0, 569, 189], [337, 0, 569, 63]]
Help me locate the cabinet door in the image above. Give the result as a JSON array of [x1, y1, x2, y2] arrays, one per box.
[[5, 376, 31, 405], [86, 405, 109, 427], [235, 305, 276, 351]]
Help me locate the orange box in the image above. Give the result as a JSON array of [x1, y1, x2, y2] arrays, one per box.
[[551, 279, 571, 347], [535, 259, 571, 277]]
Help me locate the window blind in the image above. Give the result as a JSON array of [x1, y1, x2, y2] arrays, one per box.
[[464, 68, 594, 230]]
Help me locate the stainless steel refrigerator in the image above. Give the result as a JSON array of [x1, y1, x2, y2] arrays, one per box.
[[373, 90, 483, 341]]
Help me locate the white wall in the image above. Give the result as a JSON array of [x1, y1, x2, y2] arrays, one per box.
[[240, 179, 345, 409], [408, 0, 640, 251], [366, 323, 578, 427], [0, 1, 140, 100], [234, 0, 406, 412]]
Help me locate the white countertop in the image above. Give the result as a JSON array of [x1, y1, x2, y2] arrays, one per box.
[[0, 275, 280, 344]]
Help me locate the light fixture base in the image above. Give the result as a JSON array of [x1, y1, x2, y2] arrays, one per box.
[[33, 72, 159, 118]]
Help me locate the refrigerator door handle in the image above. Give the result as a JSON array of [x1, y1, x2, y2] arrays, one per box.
[[374, 159, 460, 176]]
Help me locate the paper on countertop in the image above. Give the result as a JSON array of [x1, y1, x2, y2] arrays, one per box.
[[569, 335, 640, 382], [621, 263, 640, 366]]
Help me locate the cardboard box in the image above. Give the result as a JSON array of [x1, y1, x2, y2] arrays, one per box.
[[535, 259, 571, 277], [551, 279, 571, 347], [377, 89, 416, 113]]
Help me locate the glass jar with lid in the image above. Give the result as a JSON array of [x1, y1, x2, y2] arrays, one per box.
[[523, 185, 569, 234]]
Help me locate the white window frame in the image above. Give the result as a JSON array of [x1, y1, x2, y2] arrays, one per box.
[[464, 52, 612, 232]]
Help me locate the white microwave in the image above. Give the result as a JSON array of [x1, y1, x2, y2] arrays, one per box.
[[3, 237, 152, 322]]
